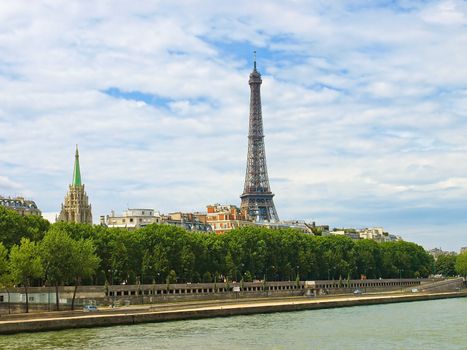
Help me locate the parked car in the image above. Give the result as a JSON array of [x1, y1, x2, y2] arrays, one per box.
[[353, 289, 363, 295], [83, 305, 98, 312]]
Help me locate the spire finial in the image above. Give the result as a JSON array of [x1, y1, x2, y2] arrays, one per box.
[[253, 50, 257, 71], [72, 145, 82, 186]]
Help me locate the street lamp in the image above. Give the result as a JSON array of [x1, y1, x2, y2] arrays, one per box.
[[399, 269, 404, 292], [237, 263, 244, 282], [146, 266, 154, 285], [108, 269, 117, 285]]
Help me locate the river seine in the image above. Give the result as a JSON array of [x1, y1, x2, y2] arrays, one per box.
[[1, 298, 465, 349]]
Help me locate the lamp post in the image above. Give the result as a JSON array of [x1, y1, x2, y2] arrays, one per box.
[[108, 268, 118, 285], [108, 269, 118, 306], [399, 269, 404, 292], [236, 263, 244, 282], [146, 266, 153, 285], [137, 277, 143, 304]]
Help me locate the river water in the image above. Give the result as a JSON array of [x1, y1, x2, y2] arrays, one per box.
[[1, 298, 465, 350]]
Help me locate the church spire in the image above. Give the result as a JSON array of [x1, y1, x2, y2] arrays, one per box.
[[58, 145, 92, 224], [72, 145, 82, 186]]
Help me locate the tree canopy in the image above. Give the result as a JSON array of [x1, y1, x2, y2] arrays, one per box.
[[455, 251, 467, 277], [1, 220, 435, 290], [57, 223, 434, 284], [0, 207, 49, 249], [9, 238, 44, 312], [435, 254, 457, 277]]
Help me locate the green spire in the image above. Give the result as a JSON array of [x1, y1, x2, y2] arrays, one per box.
[[72, 145, 82, 186]]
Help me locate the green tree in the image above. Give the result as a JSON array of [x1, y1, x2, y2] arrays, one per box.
[[0, 242, 8, 278], [202, 271, 212, 283], [435, 254, 457, 277], [455, 251, 467, 277], [180, 244, 196, 282], [9, 238, 43, 313], [166, 269, 177, 284], [31, 222, 437, 288], [0, 207, 49, 249], [41, 228, 75, 311], [354, 239, 381, 279], [319, 235, 356, 280], [244, 271, 253, 282], [224, 251, 236, 280], [380, 241, 433, 278], [48, 223, 108, 284], [0, 243, 13, 314], [70, 239, 100, 310]]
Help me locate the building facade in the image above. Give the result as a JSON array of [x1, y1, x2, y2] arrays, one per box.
[[206, 204, 254, 234], [163, 212, 212, 232], [103, 209, 212, 232], [325, 227, 402, 242], [57, 146, 92, 224], [0, 196, 41, 216], [103, 209, 161, 230], [358, 227, 401, 242], [428, 248, 457, 260]]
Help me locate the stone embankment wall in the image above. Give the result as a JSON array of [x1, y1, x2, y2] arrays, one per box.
[[418, 277, 464, 292], [105, 278, 421, 305], [1, 278, 422, 314]]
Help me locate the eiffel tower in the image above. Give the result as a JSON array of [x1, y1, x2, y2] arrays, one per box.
[[240, 54, 279, 222]]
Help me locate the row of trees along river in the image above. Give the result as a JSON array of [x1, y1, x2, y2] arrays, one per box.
[[1, 207, 467, 312]]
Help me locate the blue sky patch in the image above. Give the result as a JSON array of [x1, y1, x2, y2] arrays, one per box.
[[102, 87, 173, 108]]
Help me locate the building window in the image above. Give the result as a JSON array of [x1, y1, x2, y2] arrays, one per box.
[[130, 218, 134, 223]]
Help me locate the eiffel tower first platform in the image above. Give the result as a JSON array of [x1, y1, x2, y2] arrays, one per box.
[[240, 56, 279, 222]]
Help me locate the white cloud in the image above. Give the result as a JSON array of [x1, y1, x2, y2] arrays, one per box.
[[0, 175, 23, 194], [420, 0, 467, 25]]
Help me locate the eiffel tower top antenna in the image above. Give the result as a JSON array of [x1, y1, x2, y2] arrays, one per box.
[[253, 50, 257, 70]]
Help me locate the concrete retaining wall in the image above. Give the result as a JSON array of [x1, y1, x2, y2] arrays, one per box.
[[0, 278, 424, 313]]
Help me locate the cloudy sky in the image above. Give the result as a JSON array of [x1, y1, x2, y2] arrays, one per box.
[[1, 1, 466, 250]]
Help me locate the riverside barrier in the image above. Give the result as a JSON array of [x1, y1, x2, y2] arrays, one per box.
[[0, 291, 465, 335], [0, 278, 425, 313]]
